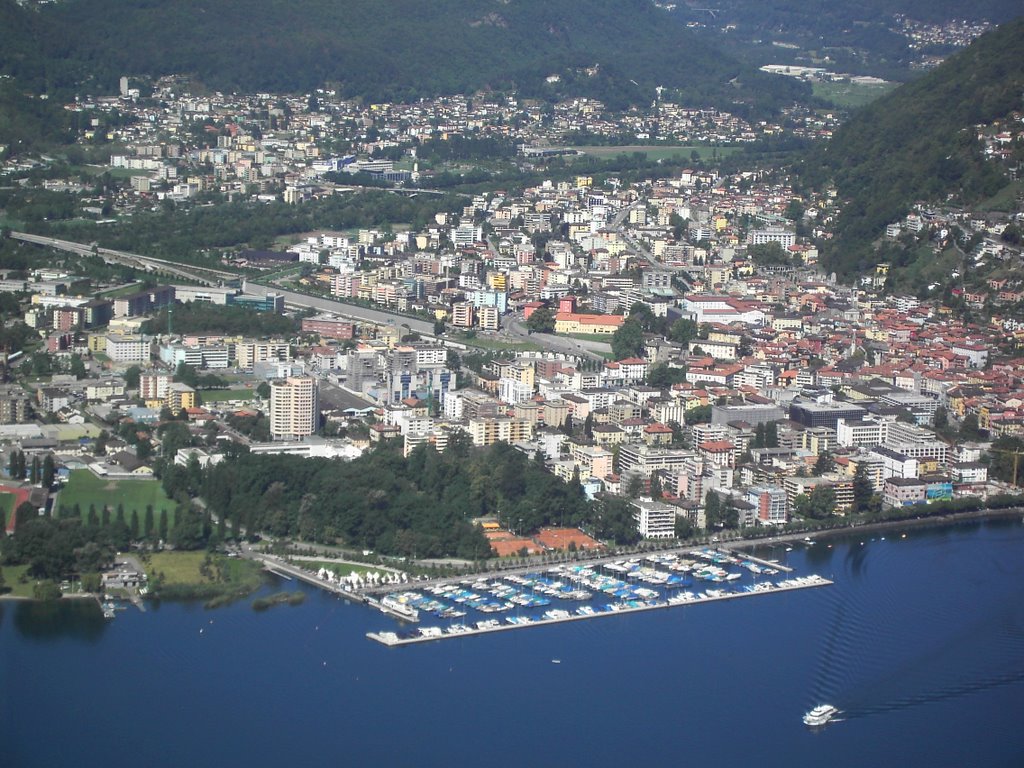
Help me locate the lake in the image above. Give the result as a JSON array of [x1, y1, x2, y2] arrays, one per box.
[[3, 518, 1023, 767]]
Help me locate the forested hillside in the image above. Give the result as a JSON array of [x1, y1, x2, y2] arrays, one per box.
[[798, 17, 1024, 277], [0, 0, 807, 113]]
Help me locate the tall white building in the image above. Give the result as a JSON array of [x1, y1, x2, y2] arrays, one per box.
[[269, 376, 318, 439]]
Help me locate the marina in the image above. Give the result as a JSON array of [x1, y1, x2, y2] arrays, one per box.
[[365, 547, 830, 646]]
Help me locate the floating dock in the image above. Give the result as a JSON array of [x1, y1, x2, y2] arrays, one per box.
[[367, 574, 832, 646]]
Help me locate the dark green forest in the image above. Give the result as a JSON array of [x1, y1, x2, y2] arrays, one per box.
[[797, 17, 1024, 278], [140, 302, 299, 337], [0, 0, 807, 114], [187, 440, 627, 559]]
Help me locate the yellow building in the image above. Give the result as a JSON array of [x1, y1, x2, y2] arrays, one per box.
[[167, 383, 197, 413], [88, 334, 108, 353], [554, 312, 625, 335]]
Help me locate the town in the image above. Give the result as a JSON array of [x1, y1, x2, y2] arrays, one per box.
[[1, 62, 1023, 603]]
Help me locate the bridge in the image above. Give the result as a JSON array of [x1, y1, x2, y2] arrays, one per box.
[[11, 231, 238, 287]]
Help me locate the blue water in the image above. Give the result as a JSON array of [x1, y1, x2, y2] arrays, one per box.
[[3, 520, 1024, 768]]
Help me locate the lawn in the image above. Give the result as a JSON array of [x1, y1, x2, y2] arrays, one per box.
[[457, 334, 542, 353], [197, 388, 255, 403], [812, 80, 895, 109], [0, 565, 35, 598], [570, 144, 739, 161], [96, 282, 146, 298], [142, 551, 261, 587], [56, 470, 178, 525]]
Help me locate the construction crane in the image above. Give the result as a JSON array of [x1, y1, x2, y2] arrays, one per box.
[[990, 447, 1024, 486]]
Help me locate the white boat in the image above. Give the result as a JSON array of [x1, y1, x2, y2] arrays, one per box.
[[803, 704, 839, 727], [378, 595, 420, 623]]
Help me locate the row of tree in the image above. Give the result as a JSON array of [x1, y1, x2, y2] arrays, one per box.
[[7, 451, 55, 487]]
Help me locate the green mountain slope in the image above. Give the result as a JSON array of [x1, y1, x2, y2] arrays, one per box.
[[800, 16, 1024, 277], [0, 0, 806, 113]]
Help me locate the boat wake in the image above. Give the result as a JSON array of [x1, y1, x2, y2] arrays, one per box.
[[807, 528, 1024, 725], [839, 666, 1024, 722]]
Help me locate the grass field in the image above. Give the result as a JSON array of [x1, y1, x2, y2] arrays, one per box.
[[0, 565, 35, 598], [197, 388, 254, 403], [142, 551, 262, 586], [56, 470, 178, 524], [96, 282, 145, 298], [570, 144, 740, 161], [812, 80, 895, 109], [458, 335, 543, 353], [70, 164, 140, 180]]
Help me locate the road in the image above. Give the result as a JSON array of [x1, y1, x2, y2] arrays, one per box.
[[11, 231, 237, 286], [13, 230, 617, 358], [505, 316, 611, 361], [247, 282, 438, 336], [607, 203, 693, 287]]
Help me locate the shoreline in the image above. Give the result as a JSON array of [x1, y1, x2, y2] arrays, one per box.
[[728, 506, 1024, 553]]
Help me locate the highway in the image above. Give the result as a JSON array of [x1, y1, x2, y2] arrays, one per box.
[[11, 230, 611, 357], [247, 282, 438, 336], [11, 231, 237, 286]]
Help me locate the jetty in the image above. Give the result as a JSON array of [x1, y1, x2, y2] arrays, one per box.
[[367, 575, 832, 646]]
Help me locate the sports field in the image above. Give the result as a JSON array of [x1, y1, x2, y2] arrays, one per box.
[[56, 470, 178, 524]]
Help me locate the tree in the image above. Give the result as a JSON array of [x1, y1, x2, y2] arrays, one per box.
[[29, 455, 40, 485], [158, 509, 169, 541], [646, 363, 686, 389], [611, 319, 645, 360], [526, 307, 556, 334], [433, 319, 445, 336], [42, 454, 55, 488], [124, 365, 142, 389], [649, 473, 663, 499], [813, 451, 835, 476], [627, 302, 657, 332], [33, 581, 62, 601], [69, 354, 87, 379], [933, 406, 949, 431], [852, 462, 874, 513], [144, 505, 155, 538], [14, 501, 36, 530], [625, 474, 645, 499], [256, 381, 271, 399], [668, 317, 697, 345], [753, 423, 766, 448], [686, 405, 711, 425], [960, 413, 982, 440], [765, 421, 779, 448], [795, 486, 837, 519], [130, 509, 140, 540], [704, 491, 722, 528]]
